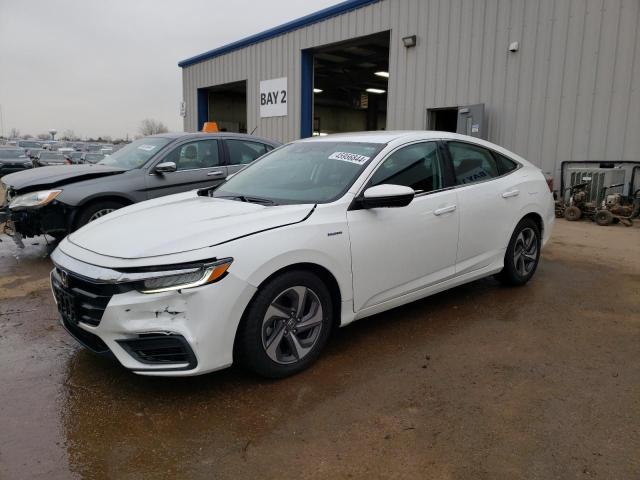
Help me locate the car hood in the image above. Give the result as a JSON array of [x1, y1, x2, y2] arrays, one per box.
[[67, 192, 315, 259], [1, 164, 126, 191]]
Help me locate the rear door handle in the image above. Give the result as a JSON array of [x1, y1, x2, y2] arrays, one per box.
[[207, 170, 225, 177], [502, 189, 520, 198], [434, 205, 457, 216]]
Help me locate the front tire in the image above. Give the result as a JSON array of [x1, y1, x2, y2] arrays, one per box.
[[595, 210, 614, 226], [495, 218, 541, 286], [75, 200, 125, 230], [237, 270, 333, 378], [564, 206, 582, 221]]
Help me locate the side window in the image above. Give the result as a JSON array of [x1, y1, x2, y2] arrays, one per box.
[[370, 142, 444, 193], [164, 140, 219, 171], [447, 141, 499, 185], [227, 140, 269, 165], [495, 153, 519, 175]]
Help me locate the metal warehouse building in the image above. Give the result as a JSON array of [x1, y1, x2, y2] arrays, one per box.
[[179, 0, 640, 184]]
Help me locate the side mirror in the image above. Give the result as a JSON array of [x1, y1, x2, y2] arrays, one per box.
[[360, 184, 415, 209], [155, 161, 177, 174]]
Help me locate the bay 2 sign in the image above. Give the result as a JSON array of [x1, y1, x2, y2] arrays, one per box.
[[260, 77, 287, 118]]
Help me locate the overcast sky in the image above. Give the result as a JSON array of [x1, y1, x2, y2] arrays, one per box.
[[0, 0, 338, 140]]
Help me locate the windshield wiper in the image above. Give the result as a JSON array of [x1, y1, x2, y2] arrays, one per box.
[[216, 195, 278, 206]]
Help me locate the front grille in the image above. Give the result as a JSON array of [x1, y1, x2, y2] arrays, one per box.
[[51, 267, 123, 327], [60, 316, 110, 354], [117, 335, 197, 370]]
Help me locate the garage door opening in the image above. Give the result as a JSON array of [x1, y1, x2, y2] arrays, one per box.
[[427, 107, 458, 133], [310, 31, 390, 136], [201, 80, 247, 133]]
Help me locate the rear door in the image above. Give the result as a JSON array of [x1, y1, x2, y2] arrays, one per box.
[[224, 139, 274, 175], [145, 139, 226, 199], [444, 140, 523, 275]]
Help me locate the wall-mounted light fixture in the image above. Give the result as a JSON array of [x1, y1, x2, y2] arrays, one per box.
[[508, 41, 519, 53], [402, 35, 417, 48], [374, 71, 389, 78], [366, 88, 386, 94], [313, 88, 323, 93]]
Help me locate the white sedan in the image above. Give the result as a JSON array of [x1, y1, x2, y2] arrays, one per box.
[[50, 131, 554, 378]]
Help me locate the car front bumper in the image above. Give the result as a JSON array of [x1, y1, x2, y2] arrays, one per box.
[[0, 203, 71, 238], [50, 252, 257, 377]]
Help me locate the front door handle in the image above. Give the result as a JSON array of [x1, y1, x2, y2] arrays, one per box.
[[434, 205, 457, 216], [207, 170, 225, 177], [502, 189, 520, 198]]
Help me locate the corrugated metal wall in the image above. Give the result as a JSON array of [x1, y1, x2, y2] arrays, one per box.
[[182, 0, 640, 178]]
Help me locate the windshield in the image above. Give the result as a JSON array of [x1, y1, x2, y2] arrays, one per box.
[[214, 141, 384, 204], [0, 149, 26, 158], [99, 137, 170, 169]]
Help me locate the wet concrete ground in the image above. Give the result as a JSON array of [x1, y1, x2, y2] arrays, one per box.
[[0, 220, 638, 479]]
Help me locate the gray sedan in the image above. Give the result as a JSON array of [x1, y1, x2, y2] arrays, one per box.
[[0, 132, 280, 240]]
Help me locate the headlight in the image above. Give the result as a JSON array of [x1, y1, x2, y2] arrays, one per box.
[[9, 189, 62, 210], [140, 258, 233, 294]]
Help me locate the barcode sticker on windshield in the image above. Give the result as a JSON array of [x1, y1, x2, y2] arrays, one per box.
[[138, 145, 157, 151], [328, 152, 370, 165]]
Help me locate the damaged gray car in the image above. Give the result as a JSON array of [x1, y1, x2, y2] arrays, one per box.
[[0, 132, 279, 243]]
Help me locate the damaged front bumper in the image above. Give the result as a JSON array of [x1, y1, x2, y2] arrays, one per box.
[[0, 203, 71, 240], [50, 247, 256, 376]]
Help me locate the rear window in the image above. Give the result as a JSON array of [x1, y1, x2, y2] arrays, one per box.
[[495, 153, 519, 175]]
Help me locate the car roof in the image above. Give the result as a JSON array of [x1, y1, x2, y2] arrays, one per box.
[[149, 132, 281, 145], [295, 130, 499, 144]]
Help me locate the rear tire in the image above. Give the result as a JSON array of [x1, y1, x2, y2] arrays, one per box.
[[495, 218, 541, 287], [236, 270, 333, 378], [75, 201, 125, 230]]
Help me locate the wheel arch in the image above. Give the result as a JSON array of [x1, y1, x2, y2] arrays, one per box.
[[520, 211, 544, 235], [71, 195, 135, 228], [254, 262, 342, 329]]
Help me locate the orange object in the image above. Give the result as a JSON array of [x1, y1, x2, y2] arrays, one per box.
[[202, 121, 219, 133]]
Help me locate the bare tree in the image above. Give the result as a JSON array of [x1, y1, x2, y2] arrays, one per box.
[[9, 128, 20, 139], [20, 133, 32, 140], [61, 129, 77, 141], [36, 133, 50, 140], [139, 119, 168, 136]]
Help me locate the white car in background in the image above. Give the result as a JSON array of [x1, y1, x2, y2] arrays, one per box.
[[50, 131, 554, 378]]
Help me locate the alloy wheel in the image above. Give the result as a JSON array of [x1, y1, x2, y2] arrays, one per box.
[[261, 286, 323, 364], [88, 208, 115, 222], [513, 227, 538, 276]]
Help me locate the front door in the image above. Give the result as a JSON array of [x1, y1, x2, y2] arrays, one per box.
[[347, 141, 459, 312], [145, 139, 226, 199]]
